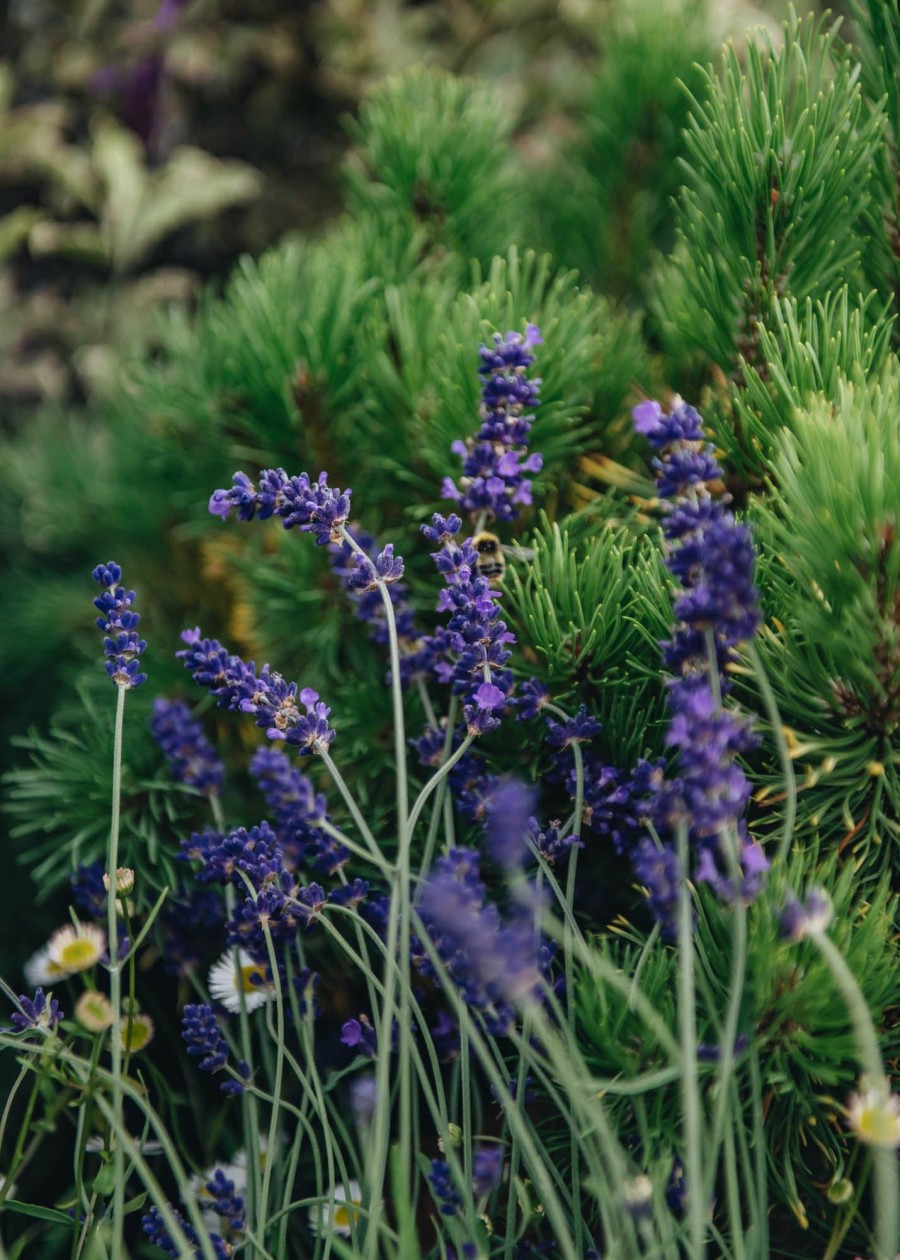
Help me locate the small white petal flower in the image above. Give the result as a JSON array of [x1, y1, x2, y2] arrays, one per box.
[[846, 1077, 900, 1148], [308, 1180, 363, 1239], [208, 949, 273, 1013], [47, 923, 106, 974], [24, 944, 71, 987], [103, 867, 135, 896]]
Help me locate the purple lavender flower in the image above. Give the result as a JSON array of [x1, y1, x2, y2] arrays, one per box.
[[633, 398, 767, 907], [227, 880, 326, 964], [420, 513, 464, 546], [695, 824, 769, 903], [150, 698, 224, 795], [178, 629, 335, 756], [526, 819, 580, 865], [204, 1169, 247, 1233], [631, 839, 682, 941], [328, 527, 419, 654], [472, 1144, 504, 1198], [545, 705, 601, 749], [181, 1003, 249, 1094], [431, 1009, 461, 1060], [417, 849, 543, 1032], [633, 398, 705, 448], [515, 677, 550, 719], [443, 326, 543, 524], [249, 747, 344, 872], [696, 1032, 750, 1062], [89, 1, 187, 151], [427, 1159, 462, 1217], [657, 676, 757, 842], [491, 1075, 536, 1107], [634, 397, 760, 657], [179, 822, 281, 888], [209, 468, 351, 545], [142, 1205, 231, 1259], [341, 1015, 377, 1058], [483, 779, 538, 869], [91, 561, 147, 688], [9, 988, 62, 1033], [572, 757, 663, 857], [780, 888, 832, 941], [666, 1159, 687, 1214], [418, 514, 516, 734], [328, 879, 369, 908], [71, 861, 108, 918]]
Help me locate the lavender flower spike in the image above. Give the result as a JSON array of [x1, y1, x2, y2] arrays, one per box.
[[150, 697, 224, 795], [209, 467, 351, 545], [177, 629, 335, 756], [443, 325, 543, 524], [181, 1003, 250, 1094], [91, 561, 147, 688], [632, 396, 767, 919]]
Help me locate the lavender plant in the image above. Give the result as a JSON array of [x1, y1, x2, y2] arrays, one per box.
[[2, 325, 898, 1260], [2, 26, 900, 1260]]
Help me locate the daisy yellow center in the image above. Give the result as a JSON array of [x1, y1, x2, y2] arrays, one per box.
[[58, 939, 101, 971], [332, 1200, 361, 1231], [239, 964, 267, 994], [857, 1105, 900, 1146]]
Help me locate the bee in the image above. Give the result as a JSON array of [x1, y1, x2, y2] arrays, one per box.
[[472, 531, 507, 585]]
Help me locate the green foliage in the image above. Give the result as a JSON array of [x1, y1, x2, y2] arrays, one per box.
[[723, 289, 896, 480], [504, 516, 670, 764], [749, 368, 900, 862], [651, 12, 885, 378], [544, 0, 715, 300], [2, 675, 197, 898], [343, 68, 525, 268], [846, 1, 900, 325]]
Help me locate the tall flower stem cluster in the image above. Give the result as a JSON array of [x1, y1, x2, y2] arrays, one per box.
[[187, 329, 549, 1255], [91, 561, 148, 1259], [204, 466, 447, 1255], [632, 398, 767, 1259]]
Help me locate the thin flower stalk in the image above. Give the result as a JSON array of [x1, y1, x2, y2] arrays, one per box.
[[107, 679, 127, 1256], [409, 909, 581, 1260], [675, 820, 706, 1260], [544, 699, 587, 1258]]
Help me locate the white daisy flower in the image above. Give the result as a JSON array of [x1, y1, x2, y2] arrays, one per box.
[[308, 1180, 363, 1239], [846, 1076, 900, 1148], [47, 922, 106, 975], [208, 949, 273, 1014], [24, 944, 71, 987]]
